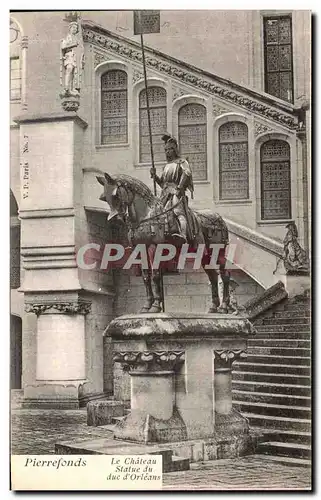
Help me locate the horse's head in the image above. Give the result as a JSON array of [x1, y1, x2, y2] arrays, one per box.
[[96, 172, 133, 223]]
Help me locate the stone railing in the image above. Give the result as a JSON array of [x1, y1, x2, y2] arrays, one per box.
[[243, 281, 288, 320]]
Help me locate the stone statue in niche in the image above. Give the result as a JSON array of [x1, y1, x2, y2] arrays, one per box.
[[60, 19, 85, 98], [282, 221, 310, 273]]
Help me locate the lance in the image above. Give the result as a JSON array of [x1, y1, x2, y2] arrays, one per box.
[[134, 11, 165, 311]]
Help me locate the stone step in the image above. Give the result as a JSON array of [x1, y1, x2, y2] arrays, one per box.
[[247, 339, 310, 348], [232, 380, 311, 397], [253, 325, 311, 340], [232, 389, 311, 406], [233, 400, 311, 419], [247, 346, 310, 357], [241, 412, 311, 432], [273, 310, 310, 319], [166, 456, 190, 472], [254, 326, 310, 335], [257, 441, 311, 460], [251, 453, 311, 468], [252, 427, 311, 445], [233, 362, 310, 376], [242, 354, 310, 366], [233, 371, 311, 386], [262, 317, 310, 325]]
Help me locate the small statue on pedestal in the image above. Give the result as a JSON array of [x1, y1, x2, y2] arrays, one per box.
[[283, 221, 310, 273], [60, 15, 84, 111]]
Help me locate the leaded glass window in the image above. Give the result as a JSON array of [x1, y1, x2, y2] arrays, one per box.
[[178, 103, 207, 181], [219, 122, 249, 200], [101, 70, 128, 144], [139, 87, 167, 163], [10, 57, 21, 101], [263, 16, 294, 103], [261, 140, 291, 220]]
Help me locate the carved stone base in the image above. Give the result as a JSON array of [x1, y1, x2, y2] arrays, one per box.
[[215, 409, 249, 438], [114, 407, 188, 444], [60, 93, 80, 112]]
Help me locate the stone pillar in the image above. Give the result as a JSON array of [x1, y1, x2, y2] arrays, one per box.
[[214, 349, 247, 415], [23, 301, 91, 408], [112, 351, 187, 443], [13, 112, 112, 408]]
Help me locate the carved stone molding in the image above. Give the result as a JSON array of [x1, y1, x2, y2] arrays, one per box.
[[172, 87, 189, 101], [60, 93, 80, 112], [212, 101, 230, 117], [82, 26, 298, 130], [132, 68, 144, 84], [243, 281, 288, 320], [113, 350, 185, 372], [25, 302, 92, 316], [94, 51, 112, 67], [214, 349, 247, 363], [21, 36, 28, 49], [254, 120, 274, 137]]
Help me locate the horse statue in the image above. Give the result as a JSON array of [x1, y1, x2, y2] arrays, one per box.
[[97, 172, 232, 314]]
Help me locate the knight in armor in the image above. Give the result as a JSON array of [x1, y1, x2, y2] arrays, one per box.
[[150, 134, 194, 243]]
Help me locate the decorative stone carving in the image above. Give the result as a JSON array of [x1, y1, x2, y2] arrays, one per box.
[[94, 51, 111, 67], [214, 349, 247, 362], [113, 350, 185, 372], [172, 87, 188, 101], [132, 68, 144, 84], [25, 302, 91, 316], [254, 120, 274, 136], [82, 26, 298, 130], [243, 281, 288, 320], [60, 13, 85, 112], [212, 101, 230, 117], [282, 221, 310, 274], [21, 36, 28, 50]]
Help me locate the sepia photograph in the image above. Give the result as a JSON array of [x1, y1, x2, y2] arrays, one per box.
[[9, 8, 312, 491]]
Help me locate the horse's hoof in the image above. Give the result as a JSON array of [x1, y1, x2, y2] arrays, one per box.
[[208, 307, 218, 313], [149, 305, 162, 313], [140, 305, 152, 313], [217, 306, 228, 314]]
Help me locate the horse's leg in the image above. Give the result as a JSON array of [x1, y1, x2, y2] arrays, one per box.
[[148, 244, 163, 314], [218, 246, 230, 313], [140, 268, 154, 313], [203, 266, 220, 313], [149, 270, 163, 313]]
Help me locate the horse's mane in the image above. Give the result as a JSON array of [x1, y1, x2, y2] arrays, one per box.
[[113, 174, 160, 207]]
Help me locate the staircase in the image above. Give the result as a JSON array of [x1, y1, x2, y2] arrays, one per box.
[[232, 291, 311, 465]]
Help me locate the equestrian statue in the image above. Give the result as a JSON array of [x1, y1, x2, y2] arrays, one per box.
[[97, 134, 232, 314]]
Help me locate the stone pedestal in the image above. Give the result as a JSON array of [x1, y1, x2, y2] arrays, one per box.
[[105, 313, 255, 444], [15, 112, 112, 408]]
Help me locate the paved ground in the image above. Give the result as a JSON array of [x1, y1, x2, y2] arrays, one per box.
[[11, 408, 311, 491]]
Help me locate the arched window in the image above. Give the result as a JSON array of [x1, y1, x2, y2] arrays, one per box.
[[178, 103, 207, 181], [101, 70, 128, 144], [260, 139, 291, 220], [139, 87, 167, 163], [219, 121, 249, 200], [10, 19, 22, 102]]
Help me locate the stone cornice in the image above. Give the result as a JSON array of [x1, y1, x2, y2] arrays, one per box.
[[13, 112, 88, 129], [113, 350, 185, 372], [243, 281, 288, 320], [25, 302, 92, 316], [82, 23, 298, 130]]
